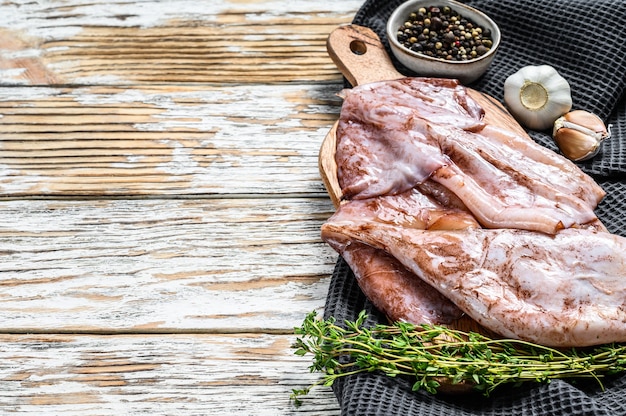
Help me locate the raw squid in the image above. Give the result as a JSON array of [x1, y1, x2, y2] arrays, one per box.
[[326, 188, 478, 325], [322, 219, 626, 347], [323, 77, 622, 347], [335, 78, 605, 234], [331, 242, 464, 325], [325, 77, 621, 346]]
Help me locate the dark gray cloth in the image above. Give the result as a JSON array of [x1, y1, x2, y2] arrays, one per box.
[[323, 0, 626, 414]]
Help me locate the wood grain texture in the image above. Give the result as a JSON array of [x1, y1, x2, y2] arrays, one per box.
[[0, 197, 336, 332], [0, 0, 361, 85], [0, 0, 356, 413], [0, 83, 343, 197], [0, 333, 339, 415]]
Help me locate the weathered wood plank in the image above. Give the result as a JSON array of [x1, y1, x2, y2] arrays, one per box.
[[0, 83, 344, 197], [0, 197, 338, 332], [0, 1, 356, 413], [0, 333, 339, 415], [0, 0, 361, 85]]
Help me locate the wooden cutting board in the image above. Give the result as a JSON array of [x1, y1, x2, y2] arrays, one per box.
[[319, 24, 530, 339], [319, 24, 528, 208]]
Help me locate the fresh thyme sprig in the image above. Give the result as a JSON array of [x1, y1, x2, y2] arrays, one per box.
[[291, 310, 626, 404]]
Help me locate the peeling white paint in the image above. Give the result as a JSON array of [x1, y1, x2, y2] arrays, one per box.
[[0, 68, 27, 82], [72, 88, 160, 106], [243, 35, 267, 42], [72, 84, 321, 133], [111, 155, 146, 169], [156, 140, 193, 176], [0, 1, 353, 413], [0, 86, 62, 102], [0, 0, 362, 40], [0, 198, 335, 330], [67, 74, 128, 85], [0, 164, 45, 194], [0, 81, 340, 196], [0, 333, 339, 414], [0, 48, 41, 59]]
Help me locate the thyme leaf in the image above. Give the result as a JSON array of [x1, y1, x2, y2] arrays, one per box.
[[290, 311, 626, 404]]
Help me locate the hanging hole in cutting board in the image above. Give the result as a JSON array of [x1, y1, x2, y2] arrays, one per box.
[[350, 40, 367, 55]]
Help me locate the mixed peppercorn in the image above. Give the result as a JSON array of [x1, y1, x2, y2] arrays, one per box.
[[396, 5, 493, 61]]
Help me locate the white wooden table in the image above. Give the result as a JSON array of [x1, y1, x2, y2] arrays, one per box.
[[0, 1, 363, 413]]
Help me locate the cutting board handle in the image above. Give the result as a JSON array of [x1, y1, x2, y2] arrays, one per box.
[[326, 24, 403, 86]]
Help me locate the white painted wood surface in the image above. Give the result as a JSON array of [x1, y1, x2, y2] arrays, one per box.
[[0, 0, 363, 413], [0, 198, 336, 332], [0, 84, 343, 197], [0, 333, 339, 415]]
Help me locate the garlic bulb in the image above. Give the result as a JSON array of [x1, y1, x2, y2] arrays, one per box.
[[553, 110, 611, 161], [504, 65, 572, 130]]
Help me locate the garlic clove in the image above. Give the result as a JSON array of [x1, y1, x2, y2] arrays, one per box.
[[553, 127, 601, 161], [504, 65, 572, 131], [553, 110, 611, 161], [559, 110, 608, 134]]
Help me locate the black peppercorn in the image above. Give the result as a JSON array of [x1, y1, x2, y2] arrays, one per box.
[[443, 31, 456, 44], [430, 16, 443, 31]]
